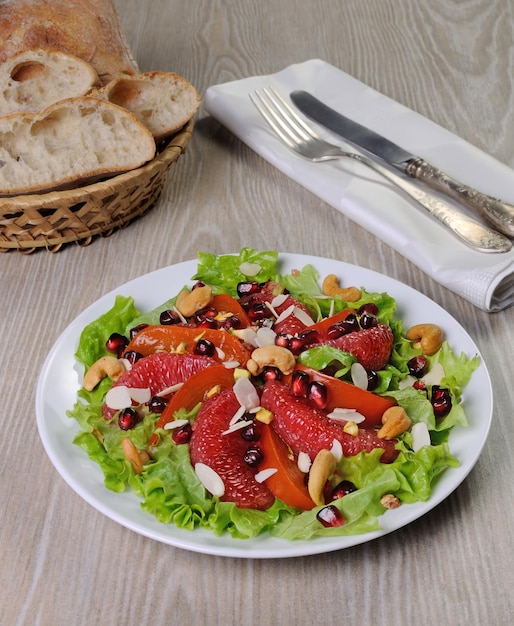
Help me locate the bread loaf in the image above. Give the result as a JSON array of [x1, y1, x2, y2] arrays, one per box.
[[0, 48, 99, 115], [0, 97, 156, 196], [0, 0, 138, 85], [95, 72, 201, 141]]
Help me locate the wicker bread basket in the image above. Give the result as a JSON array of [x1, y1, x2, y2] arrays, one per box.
[[0, 118, 193, 254]]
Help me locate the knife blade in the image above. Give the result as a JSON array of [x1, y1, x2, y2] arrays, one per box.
[[290, 90, 514, 238]]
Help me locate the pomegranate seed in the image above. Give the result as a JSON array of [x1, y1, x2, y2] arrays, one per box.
[[194, 339, 216, 357], [247, 302, 270, 323], [326, 315, 359, 339], [106, 333, 129, 357], [237, 281, 261, 298], [220, 315, 241, 330], [431, 386, 452, 418], [274, 333, 290, 349], [357, 303, 379, 316], [129, 323, 149, 340], [160, 309, 181, 325], [359, 312, 378, 329], [172, 423, 192, 444], [262, 366, 282, 382], [196, 318, 218, 329], [298, 328, 322, 345], [307, 381, 328, 409], [292, 370, 310, 396], [407, 355, 429, 378], [326, 322, 347, 340], [118, 407, 139, 430], [330, 480, 357, 501], [194, 307, 217, 324], [316, 505, 345, 528], [241, 423, 260, 442], [243, 446, 264, 467], [124, 350, 143, 365], [288, 336, 309, 355], [148, 395, 169, 413], [366, 370, 379, 391], [413, 380, 427, 392]]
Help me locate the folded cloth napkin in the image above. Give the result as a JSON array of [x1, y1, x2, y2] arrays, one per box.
[[204, 59, 514, 312]]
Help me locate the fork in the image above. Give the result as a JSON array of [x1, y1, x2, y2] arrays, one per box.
[[250, 87, 512, 254]]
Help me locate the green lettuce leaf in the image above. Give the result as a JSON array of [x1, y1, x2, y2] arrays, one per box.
[[75, 295, 140, 368], [192, 248, 279, 296]]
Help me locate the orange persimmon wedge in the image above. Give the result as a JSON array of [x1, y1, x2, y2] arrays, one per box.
[[307, 308, 354, 337], [124, 325, 252, 366], [258, 422, 315, 511], [156, 364, 236, 429], [211, 294, 251, 327]]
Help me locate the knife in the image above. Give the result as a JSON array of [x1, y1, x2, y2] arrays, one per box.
[[290, 90, 514, 238]]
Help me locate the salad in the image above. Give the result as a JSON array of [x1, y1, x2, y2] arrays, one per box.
[[67, 249, 479, 541]]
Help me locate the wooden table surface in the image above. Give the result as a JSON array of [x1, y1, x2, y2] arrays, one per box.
[[2, 1, 514, 624]]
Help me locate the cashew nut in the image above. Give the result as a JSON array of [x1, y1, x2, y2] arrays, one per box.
[[380, 493, 401, 509], [175, 285, 213, 318], [83, 355, 126, 391], [307, 449, 337, 506], [377, 406, 412, 439], [322, 274, 361, 302], [246, 345, 296, 376], [121, 438, 150, 474], [406, 323, 444, 355]]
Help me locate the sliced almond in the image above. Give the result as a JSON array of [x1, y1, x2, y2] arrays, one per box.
[[255, 326, 277, 347], [163, 419, 190, 430], [411, 421, 431, 452], [233, 375, 260, 410], [254, 468, 278, 483], [105, 385, 132, 410], [297, 451, 312, 473], [327, 407, 365, 424], [330, 439, 343, 461], [350, 362, 369, 390], [195, 463, 225, 497], [421, 362, 445, 387], [127, 387, 151, 404], [239, 262, 262, 276], [156, 382, 184, 397]]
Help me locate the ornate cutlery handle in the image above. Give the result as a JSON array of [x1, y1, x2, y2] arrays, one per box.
[[350, 153, 512, 253], [405, 158, 514, 238]]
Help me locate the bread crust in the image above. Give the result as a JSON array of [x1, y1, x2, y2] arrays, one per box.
[[0, 0, 138, 84], [95, 72, 201, 141]]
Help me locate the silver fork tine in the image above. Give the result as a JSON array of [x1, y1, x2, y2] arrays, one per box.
[[250, 89, 298, 148], [265, 87, 319, 141], [251, 87, 314, 148]]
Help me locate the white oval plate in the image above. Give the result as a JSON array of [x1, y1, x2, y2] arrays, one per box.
[[35, 254, 492, 558]]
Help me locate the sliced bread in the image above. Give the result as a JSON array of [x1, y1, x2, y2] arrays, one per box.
[[95, 72, 201, 141], [0, 97, 156, 196], [0, 0, 139, 85], [0, 48, 99, 116]]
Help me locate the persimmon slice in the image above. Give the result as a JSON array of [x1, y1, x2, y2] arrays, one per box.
[[258, 423, 315, 511]]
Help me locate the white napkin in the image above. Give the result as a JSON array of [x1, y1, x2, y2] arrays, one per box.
[[204, 59, 514, 312]]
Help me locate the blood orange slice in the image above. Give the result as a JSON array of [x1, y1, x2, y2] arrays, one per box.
[[261, 380, 398, 463], [102, 352, 216, 420], [189, 388, 275, 510]]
